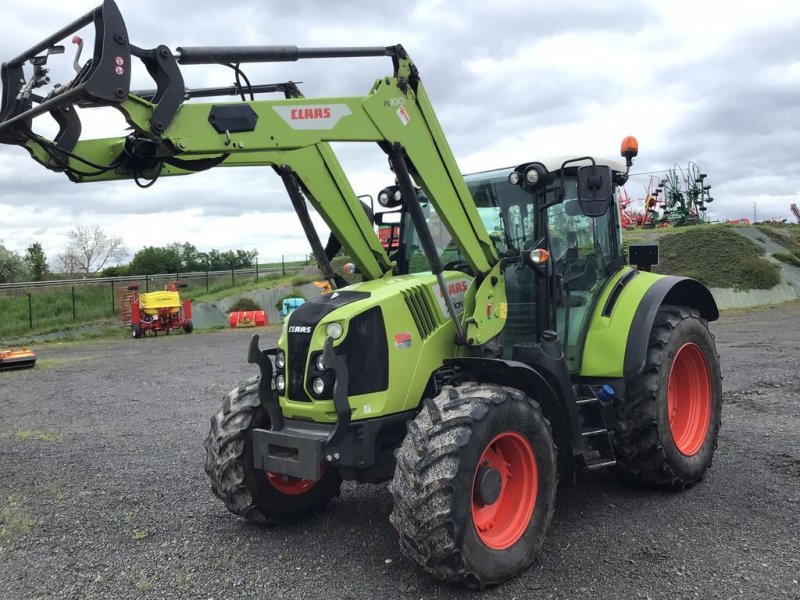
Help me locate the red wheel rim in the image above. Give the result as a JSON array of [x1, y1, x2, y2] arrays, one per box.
[[471, 431, 538, 550], [667, 342, 712, 456], [265, 471, 319, 495]]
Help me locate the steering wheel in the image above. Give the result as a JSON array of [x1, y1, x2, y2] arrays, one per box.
[[442, 259, 473, 274]]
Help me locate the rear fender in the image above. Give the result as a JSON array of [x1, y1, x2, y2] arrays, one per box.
[[580, 268, 718, 378]]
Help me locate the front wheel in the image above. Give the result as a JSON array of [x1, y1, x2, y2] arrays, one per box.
[[204, 377, 342, 524], [390, 383, 557, 588], [614, 305, 722, 489], [183, 320, 194, 334]]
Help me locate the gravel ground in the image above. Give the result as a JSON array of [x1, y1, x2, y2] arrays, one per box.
[[1, 304, 799, 600]]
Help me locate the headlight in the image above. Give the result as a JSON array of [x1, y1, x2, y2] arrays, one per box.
[[275, 351, 285, 369], [326, 322, 343, 339], [315, 354, 325, 371], [275, 374, 285, 392], [508, 171, 520, 185], [378, 191, 390, 206], [525, 166, 540, 184], [311, 377, 325, 396]]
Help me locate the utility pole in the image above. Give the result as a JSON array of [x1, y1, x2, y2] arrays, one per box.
[[753, 202, 757, 223]]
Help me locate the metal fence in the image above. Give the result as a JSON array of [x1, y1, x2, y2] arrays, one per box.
[[0, 260, 310, 338]]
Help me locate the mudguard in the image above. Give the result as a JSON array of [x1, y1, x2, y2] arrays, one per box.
[[580, 268, 718, 379], [444, 357, 584, 457]]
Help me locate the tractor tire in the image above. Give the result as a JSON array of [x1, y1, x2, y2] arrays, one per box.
[[390, 383, 557, 588], [204, 377, 342, 524], [183, 320, 194, 334], [614, 304, 722, 490], [131, 324, 142, 339]]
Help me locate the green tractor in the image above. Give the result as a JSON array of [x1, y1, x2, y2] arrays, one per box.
[[0, 1, 721, 587]]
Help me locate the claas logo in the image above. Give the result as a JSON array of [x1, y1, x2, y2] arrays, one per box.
[[438, 280, 468, 297], [290, 107, 332, 120]]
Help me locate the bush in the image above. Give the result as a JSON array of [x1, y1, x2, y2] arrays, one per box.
[[228, 297, 262, 313], [772, 252, 800, 268], [739, 256, 781, 289]]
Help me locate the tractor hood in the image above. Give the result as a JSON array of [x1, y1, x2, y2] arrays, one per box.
[[277, 271, 473, 423]]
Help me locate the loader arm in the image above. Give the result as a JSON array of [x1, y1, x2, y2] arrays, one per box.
[[0, 0, 503, 342]]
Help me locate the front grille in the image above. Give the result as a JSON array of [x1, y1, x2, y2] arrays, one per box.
[[402, 285, 440, 339], [285, 290, 370, 402]]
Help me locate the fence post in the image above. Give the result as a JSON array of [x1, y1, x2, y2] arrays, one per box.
[[111, 281, 115, 315], [145, 275, 149, 292], [256, 260, 259, 281], [28, 293, 33, 329], [205, 267, 209, 293], [72, 286, 76, 321], [282, 255, 285, 277], [231, 268, 235, 287]]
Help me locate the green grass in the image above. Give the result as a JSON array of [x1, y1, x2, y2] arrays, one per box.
[[0, 285, 117, 338], [0, 269, 315, 340], [0, 496, 36, 540], [756, 224, 800, 252], [652, 227, 781, 289], [13, 428, 62, 442], [773, 252, 800, 267]]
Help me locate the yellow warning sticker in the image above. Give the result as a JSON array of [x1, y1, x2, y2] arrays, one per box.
[[500, 302, 507, 319]]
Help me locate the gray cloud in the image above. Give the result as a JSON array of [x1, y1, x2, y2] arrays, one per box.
[[1, 0, 799, 259]]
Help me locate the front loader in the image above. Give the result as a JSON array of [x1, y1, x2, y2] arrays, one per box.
[[1, 1, 722, 588]]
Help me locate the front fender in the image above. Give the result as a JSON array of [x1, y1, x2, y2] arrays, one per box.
[[580, 268, 718, 379]]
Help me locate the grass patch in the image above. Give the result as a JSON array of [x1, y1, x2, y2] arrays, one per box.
[[0, 496, 36, 540], [0, 268, 313, 340], [756, 225, 800, 252], [14, 428, 62, 442], [773, 252, 800, 268], [653, 227, 780, 289]]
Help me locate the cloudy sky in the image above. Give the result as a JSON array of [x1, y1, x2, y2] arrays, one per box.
[[0, 0, 798, 265]]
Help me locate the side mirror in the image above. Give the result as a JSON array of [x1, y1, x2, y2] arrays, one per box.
[[576, 165, 613, 217]]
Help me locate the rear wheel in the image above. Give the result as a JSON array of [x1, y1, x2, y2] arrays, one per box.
[[390, 383, 557, 588], [204, 378, 342, 524], [131, 324, 142, 339], [183, 320, 194, 334], [614, 305, 722, 489]]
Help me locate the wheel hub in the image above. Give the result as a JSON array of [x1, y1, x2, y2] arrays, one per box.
[[474, 465, 502, 506], [471, 431, 538, 550]]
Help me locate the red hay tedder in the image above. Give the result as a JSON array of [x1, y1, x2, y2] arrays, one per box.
[[119, 281, 193, 338]]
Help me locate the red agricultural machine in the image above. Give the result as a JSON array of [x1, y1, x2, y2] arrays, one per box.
[[0, 348, 36, 370], [119, 281, 193, 338]]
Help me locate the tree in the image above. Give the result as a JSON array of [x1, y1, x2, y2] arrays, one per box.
[[24, 242, 49, 281], [127, 245, 182, 275], [56, 224, 129, 275], [0, 243, 27, 283]]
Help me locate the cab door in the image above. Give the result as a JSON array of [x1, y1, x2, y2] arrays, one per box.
[[547, 181, 620, 372]]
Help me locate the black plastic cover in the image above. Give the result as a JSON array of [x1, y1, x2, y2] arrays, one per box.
[[208, 104, 258, 133]]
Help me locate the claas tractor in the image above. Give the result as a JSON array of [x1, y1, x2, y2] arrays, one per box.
[[0, 1, 722, 587], [120, 281, 193, 338]]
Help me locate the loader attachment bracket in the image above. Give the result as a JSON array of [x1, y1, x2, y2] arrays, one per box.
[[0, 0, 131, 145]]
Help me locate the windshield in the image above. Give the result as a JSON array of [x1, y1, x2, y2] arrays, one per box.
[[405, 169, 534, 272]]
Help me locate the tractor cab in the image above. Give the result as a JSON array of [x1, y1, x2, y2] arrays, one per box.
[[380, 154, 629, 372]]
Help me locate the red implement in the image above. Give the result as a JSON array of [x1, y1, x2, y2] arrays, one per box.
[[0, 348, 36, 370]]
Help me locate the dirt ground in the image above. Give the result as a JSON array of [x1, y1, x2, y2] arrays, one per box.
[[1, 303, 798, 600]]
